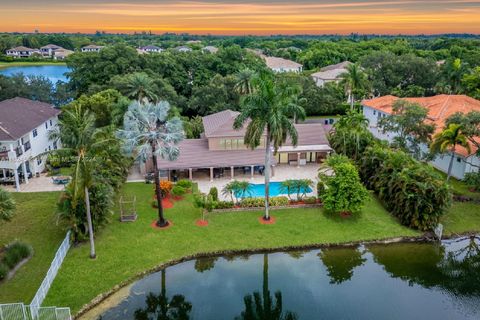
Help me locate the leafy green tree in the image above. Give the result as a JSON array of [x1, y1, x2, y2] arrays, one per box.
[[378, 99, 435, 160], [182, 116, 203, 139], [462, 66, 480, 99], [118, 101, 184, 227], [319, 156, 369, 215], [234, 69, 256, 95], [234, 72, 305, 221], [339, 63, 369, 110], [0, 187, 15, 221], [443, 58, 467, 94], [430, 124, 471, 181]]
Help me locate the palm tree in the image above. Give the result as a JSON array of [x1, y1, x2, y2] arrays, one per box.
[[126, 72, 158, 102], [234, 72, 305, 221], [331, 110, 370, 160], [118, 100, 183, 227], [430, 123, 471, 181], [49, 104, 112, 259], [339, 63, 368, 110], [0, 187, 15, 221], [234, 69, 256, 95]]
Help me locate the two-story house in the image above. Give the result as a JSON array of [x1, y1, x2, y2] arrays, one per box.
[[154, 110, 332, 181], [40, 44, 64, 57], [139, 45, 164, 53], [362, 94, 480, 180], [0, 98, 61, 191], [81, 45, 105, 53], [5, 46, 41, 58]]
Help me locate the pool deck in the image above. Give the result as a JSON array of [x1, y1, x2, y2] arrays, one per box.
[[196, 163, 320, 200]]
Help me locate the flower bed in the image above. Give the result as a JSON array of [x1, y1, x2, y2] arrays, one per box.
[[212, 202, 323, 213]]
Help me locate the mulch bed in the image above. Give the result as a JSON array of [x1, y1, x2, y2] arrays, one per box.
[[195, 219, 209, 227], [259, 216, 276, 225], [150, 220, 173, 230]]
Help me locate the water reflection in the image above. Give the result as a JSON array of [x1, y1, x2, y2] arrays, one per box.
[[318, 246, 366, 284], [97, 237, 480, 320]]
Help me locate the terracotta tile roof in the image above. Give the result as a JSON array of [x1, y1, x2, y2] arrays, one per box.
[[362, 94, 480, 157], [264, 56, 302, 70], [0, 97, 60, 141], [156, 138, 273, 169]]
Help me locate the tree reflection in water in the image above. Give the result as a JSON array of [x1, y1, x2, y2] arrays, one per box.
[[134, 269, 192, 320], [318, 246, 366, 284], [236, 254, 298, 320]]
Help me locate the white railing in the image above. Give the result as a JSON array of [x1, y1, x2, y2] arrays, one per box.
[[0, 303, 71, 320], [29, 231, 71, 319]]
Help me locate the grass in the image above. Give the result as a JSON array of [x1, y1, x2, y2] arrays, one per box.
[[0, 61, 66, 69], [0, 192, 65, 303], [442, 201, 480, 235], [43, 182, 419, 314]]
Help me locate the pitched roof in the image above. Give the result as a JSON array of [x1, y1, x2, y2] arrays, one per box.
[[264, 56, 302, 70], [202, 110, 243, 138], [41, 44, 63, 49], [0, 98, 60, 141], [53, 49, 74, 57], [311, 61, 352, 80], [7, 46, 37, 52], [156, 138, 273, 169], [141, 45, 162, 50], [203, 46, 218, 53], [362, 94, 480, 157], [82, 45, 104, 49]]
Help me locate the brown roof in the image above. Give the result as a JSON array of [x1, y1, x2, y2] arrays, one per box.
[[156, 138, 273, 170], [0, 97, 60, 141], [8, 46, 36, 52], [285, 123, 330, 146], [362, 94, 480, 157], [202, 110, 245, 138], [264, 56, 302, 70], [319, 61, 352, 72], [41, 44, 63, 49]]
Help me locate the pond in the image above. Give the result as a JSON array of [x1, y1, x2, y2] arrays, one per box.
[[0, 65, 70, 83], [89, 236, 480, 320]]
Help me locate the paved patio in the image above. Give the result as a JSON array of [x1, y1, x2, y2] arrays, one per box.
[[2, 173, 66, 192], [195, 163, 321, 200]]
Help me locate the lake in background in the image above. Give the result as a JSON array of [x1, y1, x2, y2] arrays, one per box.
[[0, 65, 70, 83], [93, 236, 480, 320]]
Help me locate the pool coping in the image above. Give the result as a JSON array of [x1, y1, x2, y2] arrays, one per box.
[[73, 233, 480, 319]]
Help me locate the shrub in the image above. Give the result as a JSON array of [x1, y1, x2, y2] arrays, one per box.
[[171, 185, 186, 197], [2, 242, 32, 269], [304, 196, 318, 204], [464, 172, 480, 191], [317, 181, 325, 199], [214, 201, 235, 209], [193, 193, 216, 212], [269, 196, 289, 206], [177, 179, 193, 190], [240, 197, 264, 208], [358, 145, 452, 230], [159, 180, 173, 197], [0, 263, 8, 281], [208, 187, 219, 202], [0, 187, 16, 221], [320, 157, 369, 215]]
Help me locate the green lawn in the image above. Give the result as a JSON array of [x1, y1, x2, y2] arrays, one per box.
[[0, 192, 65, 303], [0, 61, 66, 69], [43, 182, 419, 314]]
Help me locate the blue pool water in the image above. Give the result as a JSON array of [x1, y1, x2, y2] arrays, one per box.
[[238, 182, 312, 198], [0, 65, 70, 83]]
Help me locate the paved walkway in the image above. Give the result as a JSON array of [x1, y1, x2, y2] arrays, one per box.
[[3, 174, 66, 192]]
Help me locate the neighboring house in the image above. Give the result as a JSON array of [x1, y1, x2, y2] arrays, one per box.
[[175, 46, 192, 52], [5, 46, 41, 58], [311, 61, 352, 87], [153, 110, 332, 181], [81, 45, 105, 53], [0, 98, 61, 191], [202, 46, 219, 54], [53, 48, 74, 60], [362, 94, 480, 180], [246, 48, 265, 57], [187, 40, 202, 44], [139, 45, 164, 53], [264, 56, 303, 73], [40, 44, 64, 57]]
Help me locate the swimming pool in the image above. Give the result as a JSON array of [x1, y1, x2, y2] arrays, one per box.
[[237, 181, 313, 198]]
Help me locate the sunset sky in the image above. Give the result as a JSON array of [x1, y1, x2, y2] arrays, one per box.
[[1, 0, 480, 35]]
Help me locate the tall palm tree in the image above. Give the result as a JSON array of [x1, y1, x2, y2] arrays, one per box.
[[126, 72, 158, 102], [234, 72, 305, 221], [331, 110, 370, 160], [49, 105, 112, 259], [430, 123, 471, 181], [0, 187, 15, 221], [339, 63, 368, 110], [234, 69, 256, 95], [118, 100, 183, 227]]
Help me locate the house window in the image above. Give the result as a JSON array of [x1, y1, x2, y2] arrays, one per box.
[[33, 129, 38, 137], [457, 157, 462, 163], [53, 141, 57, 150], [50, 120, 53, 126], [373, 110, 376, 115], [37, 158, 42, 165], [45, 122, 48, 129]]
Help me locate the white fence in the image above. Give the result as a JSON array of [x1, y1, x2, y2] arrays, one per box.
[[0, 303, 71, 320], [29, 231, 71, 319]]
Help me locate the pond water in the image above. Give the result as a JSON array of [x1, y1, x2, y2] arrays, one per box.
[[0, 65, 70, 83], [93, 236, 480, 320], [236, 181, 313, 198]]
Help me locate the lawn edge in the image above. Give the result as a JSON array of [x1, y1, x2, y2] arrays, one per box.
[[75, 234, 438, 319]]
